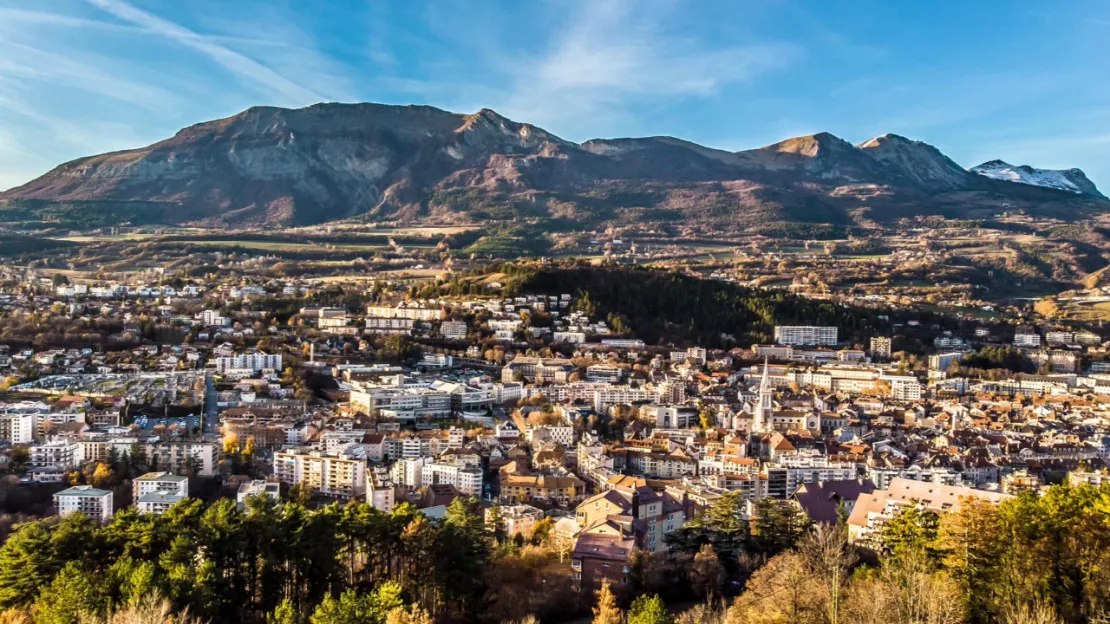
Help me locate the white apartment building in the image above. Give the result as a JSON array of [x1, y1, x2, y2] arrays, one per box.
[[420, 461, 482, 496], [765, 459, 858, 499], [132, 472, 189, 502], [774, 325, 838, 346], [274, 450, 367, 499], [136, 492, 187, 514], [929, 352, 964, 371], [214, 353, 282, 374], [365, 303, 444, 321], [881, 375, 923, 401], [391, 456, 432, 489], [1013, 327, 1042, 348], [527, 424, 575, 447], [364, 317, 415, 335], [0, 412, 34, 444], [54, 486, 113, 523], [143, 441, 218, 476], [31, 441, 77, 469], [870, 336, 892, 359], [440, 320, 468, 339]]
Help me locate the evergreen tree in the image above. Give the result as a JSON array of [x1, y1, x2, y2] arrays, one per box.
[[0, 522, 57, 609], [750, 499, 812, 557], [30, 562, 104, 624]]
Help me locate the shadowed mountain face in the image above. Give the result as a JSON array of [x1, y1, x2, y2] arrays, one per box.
[[2, 102, 1106, 228]]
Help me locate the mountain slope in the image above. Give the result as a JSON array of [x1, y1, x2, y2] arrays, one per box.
[[970, 160, 1106, 199], [2, 102, 1106, 228], [857, 133, 972, 190]]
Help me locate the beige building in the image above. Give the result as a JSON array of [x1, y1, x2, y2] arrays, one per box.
[[847, 478, 1010, 550], [274, 449, 367, 499]]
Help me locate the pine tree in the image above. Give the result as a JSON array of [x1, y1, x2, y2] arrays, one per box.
[[0, 522, 57, 609], [31, 561, 105, 624]]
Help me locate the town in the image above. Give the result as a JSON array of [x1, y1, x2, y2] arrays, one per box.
[[0, 259, 1107, 622]]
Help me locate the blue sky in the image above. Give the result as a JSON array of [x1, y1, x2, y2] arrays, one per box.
[[1, 0, 1109, 192]]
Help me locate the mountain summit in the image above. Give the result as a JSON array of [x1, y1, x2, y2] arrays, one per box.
[[2, 102, 1105, 227], [970, 160, 1105, 199]]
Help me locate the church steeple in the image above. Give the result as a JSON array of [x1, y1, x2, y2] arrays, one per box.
[[754, 358, 773, 434]]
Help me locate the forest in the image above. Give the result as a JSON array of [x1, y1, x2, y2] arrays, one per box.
[[494, 263, 965, 349], [0, 483, 1106, 624]]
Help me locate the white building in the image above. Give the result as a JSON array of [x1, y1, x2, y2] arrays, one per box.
[[54, 486, 113, 523], [420, 461, 483, 496], [273, 450, 367, 500], [870, 336, 892, 359], [132, 472, 189, 503], [237, 480, 282, 504], [214, 353, 283, 374], [1013, 327, 1042, 348], [0, 412, 34, 444], [440, 320, 468, 340], [774, 326, 838, 346], [881, 375, 923, 401]]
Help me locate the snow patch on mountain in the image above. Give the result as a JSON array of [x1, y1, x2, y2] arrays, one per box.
[[970, 160, 1104, 198]]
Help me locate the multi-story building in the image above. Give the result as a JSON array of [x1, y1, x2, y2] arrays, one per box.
[[527, 424, 575, 447], [576, 484, 688, 554], [365, 303, 445, 321], [132, 471, 189, 502], [881, 375, 923, 401], [54, 485, 113, 523], [774, 326, 838, 346], [440, 320, 468, 340], [142, 441, 218, 476], [349, 386, 452, 420], [870, 336, 892, 360], [0, 412, 34, 444], [490, 504, 545, 538], [847, 478, 1009, 550], [500, 473, 586, 507], [929, 352, 964, 372], [30, 441, 77, 470], [420, 461, 482, 497], [364, 317, 415, 335], [641, 405, 698, 429], [1013, 326, 1042, 348], [501, 357, 576, 384], [214, 353, 282, 375], [765, 459, 858, 499], [273, 449, 367, 500]]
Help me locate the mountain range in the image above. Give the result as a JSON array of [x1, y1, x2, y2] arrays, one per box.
[[1, 102, 1105, 230]]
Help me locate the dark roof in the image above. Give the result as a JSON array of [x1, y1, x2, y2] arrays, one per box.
[[792, 479, 877, 524]]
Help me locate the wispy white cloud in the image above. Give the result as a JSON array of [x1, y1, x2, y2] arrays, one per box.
[[0, 40, 179, 109], [85, 0, 327, 106], [494, 0, 800, 138]]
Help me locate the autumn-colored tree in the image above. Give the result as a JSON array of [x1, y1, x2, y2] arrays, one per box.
[[592, 580, 622, 624], [689, 544, 727, 601]]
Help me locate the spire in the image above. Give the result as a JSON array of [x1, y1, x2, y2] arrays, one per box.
[[754, 358, 772, 434]]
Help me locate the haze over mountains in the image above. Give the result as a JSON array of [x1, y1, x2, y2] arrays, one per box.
[[2, 102, 1105, 229]]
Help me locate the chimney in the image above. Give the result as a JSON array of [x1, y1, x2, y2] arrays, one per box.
[[630, 488, 640, 520]]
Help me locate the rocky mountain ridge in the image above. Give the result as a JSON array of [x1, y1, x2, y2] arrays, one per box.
[[2, 102, 1105, 228]]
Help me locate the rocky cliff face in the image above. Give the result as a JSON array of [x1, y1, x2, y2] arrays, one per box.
[[3, 102, 1106, 227]]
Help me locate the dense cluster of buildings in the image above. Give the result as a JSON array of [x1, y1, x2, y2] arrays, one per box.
[[2, 281, 1109, 597]]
